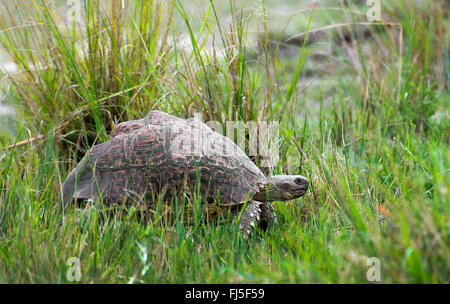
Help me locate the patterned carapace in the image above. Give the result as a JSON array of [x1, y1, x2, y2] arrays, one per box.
[[61, 111, 269, 221]]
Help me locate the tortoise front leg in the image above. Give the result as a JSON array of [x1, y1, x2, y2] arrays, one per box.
[[239, 201, 262, 239], [259, 202, 279, 231]]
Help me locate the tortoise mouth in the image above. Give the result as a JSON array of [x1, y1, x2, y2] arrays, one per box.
[[289, 188, 307, 199], [287, 181, 309, 198]]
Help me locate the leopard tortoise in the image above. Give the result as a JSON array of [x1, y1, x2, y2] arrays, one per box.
[[60, 111, 309, 237]]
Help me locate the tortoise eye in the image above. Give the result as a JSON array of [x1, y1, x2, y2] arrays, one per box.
[[294, 177, 304, 185]]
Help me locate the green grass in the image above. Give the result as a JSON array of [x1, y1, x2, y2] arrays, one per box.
[[0, 0, 448, 283]]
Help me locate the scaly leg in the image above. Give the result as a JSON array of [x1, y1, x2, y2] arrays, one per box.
[[259, 202, 279, 231], [239, 201, 262, 239]]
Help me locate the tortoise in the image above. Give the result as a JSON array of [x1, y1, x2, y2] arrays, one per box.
[[60, 111, 309, 237]]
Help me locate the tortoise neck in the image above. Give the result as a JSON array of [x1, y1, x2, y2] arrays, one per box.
[[253, 180, 277, 202]]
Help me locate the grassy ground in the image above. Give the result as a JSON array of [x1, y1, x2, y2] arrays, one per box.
[[0, 0, 448, 283]]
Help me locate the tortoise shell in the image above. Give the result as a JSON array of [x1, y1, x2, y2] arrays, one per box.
[[61, 111, 269, 219]]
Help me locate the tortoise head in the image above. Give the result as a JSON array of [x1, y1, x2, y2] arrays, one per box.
[[253, 175, 309, 202]]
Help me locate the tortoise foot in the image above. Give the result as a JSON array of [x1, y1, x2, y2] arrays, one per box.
[[259, 202, 279, 231], [239, 201, 262, 239]]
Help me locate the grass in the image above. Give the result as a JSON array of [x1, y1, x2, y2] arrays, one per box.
[[0, 0, 448, 283]]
